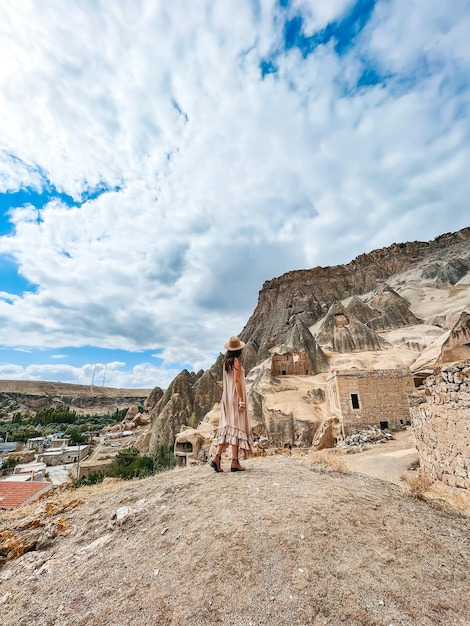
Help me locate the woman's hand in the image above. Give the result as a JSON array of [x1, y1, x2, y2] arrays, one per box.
[[238, 400, 246, 411]]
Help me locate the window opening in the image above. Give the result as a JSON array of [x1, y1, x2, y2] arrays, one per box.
[[351, 394, 360, 409]]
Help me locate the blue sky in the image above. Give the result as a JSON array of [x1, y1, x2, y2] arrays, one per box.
[[0, 0, 469, 388]]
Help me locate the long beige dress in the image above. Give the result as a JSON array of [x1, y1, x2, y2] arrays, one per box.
[[213, 360, 253, 453]]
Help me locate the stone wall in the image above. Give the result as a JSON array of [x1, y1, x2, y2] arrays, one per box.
[[411, 360, 470, 490], [326, 369, 414, 433]]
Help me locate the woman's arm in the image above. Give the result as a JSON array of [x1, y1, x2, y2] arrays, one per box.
[[233, 358, 246, 410]]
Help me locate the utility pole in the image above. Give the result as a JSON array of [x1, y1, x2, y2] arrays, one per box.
[[76, 440, 81, 482], [90, 363, 96, 393]]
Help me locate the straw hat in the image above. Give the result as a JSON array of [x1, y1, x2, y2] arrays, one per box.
[[224, 336, 246, 351]]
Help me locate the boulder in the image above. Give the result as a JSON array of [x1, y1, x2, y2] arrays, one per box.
[[125, 405, 139, 420], [144, 386, 164, 411], [133, 413, 151, 426], [437, 311, 470, 365]]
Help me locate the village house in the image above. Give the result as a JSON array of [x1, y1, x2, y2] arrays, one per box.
[[326, 369, 414, 434], [38, 444, 89, 466], [72, 458, 112, 481]]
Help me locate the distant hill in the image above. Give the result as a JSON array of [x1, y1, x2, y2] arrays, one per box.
[[0, 380, 152, 416]]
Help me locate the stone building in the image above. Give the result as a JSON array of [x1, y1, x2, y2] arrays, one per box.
[[38, 444, 89, 466], [410, 360, 469, 490], [72, 458, 112, 481], [271, 350, 313, 376], [326, 369, 414, 433]]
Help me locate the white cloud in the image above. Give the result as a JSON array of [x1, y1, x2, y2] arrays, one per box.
[[364, 0, 470, 73], [290, 0, 357, 34], [0, 0, 469, 385], [0, 361, 179, 389]]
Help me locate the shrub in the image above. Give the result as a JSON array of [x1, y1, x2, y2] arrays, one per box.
[[76, 471, 106, 487]]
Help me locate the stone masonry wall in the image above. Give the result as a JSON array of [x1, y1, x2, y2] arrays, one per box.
[[411, 360, 470, 490], [327, 369, 414, 432]]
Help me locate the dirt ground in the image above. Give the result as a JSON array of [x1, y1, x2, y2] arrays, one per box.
[[340, 428, 419, 485], [1, 448, 469, 626]]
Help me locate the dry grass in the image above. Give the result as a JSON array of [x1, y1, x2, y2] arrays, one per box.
[[306, 448, 350, 474], [400, 471, 434, 500]]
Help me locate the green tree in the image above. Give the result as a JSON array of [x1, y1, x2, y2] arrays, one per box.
[[1, 457, 19, 470], [76, 471, 105, 487], [106, 447, 169, 480], [152, 444, 176, 472], [11, 425, 37, 442], [65, 425, 86, 445]]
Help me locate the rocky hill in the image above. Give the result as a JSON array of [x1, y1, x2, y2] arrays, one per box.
[[0, 380, 153, 417], [150, 227, 470, 448], [1, 455, 469, 626]]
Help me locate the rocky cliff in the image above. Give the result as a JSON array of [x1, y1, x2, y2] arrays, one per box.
[[239, 228, 470, 360]]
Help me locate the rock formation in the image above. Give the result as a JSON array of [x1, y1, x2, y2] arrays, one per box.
[[149, 363, 223, 447], [149, 370, 199, 446], [174, 426, 206, 466], [314, 301, 385, 352], [192, 359, 224, 421], [311, 416, 344, 450], [437, 311, 470, 365], [271, 319, 329, 375], [366, 285, 421, 331], [345, 295, 377, 325], [143, 386, 164, 411], [239, 227, 470, 361], [120, 406, 152, 430], [422, 258, 469, 285], [0, 381, 151, 417]]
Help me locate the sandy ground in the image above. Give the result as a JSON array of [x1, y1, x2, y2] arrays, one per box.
[[1, 450, 469, 626]]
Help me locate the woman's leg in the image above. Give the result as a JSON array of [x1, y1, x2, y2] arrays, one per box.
[[210, 443, 225, 472], [231, 445, 245, 471]]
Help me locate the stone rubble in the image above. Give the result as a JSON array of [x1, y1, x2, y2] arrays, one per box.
[[338, 426, 393, 449]]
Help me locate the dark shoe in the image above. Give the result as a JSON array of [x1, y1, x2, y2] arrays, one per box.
[[210, 454, 223, 473], [231, 459, 245, 472]]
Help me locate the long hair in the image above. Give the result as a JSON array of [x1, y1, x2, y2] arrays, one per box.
[[224, 349, 242, 373]]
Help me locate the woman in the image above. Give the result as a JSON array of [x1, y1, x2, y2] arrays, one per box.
[[211, 336, 253, 472]]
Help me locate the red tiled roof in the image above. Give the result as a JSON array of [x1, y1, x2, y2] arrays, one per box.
[[0, 481, 51, 509]]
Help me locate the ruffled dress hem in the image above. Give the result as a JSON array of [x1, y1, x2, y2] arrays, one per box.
[[213, 425, 253, 451]]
